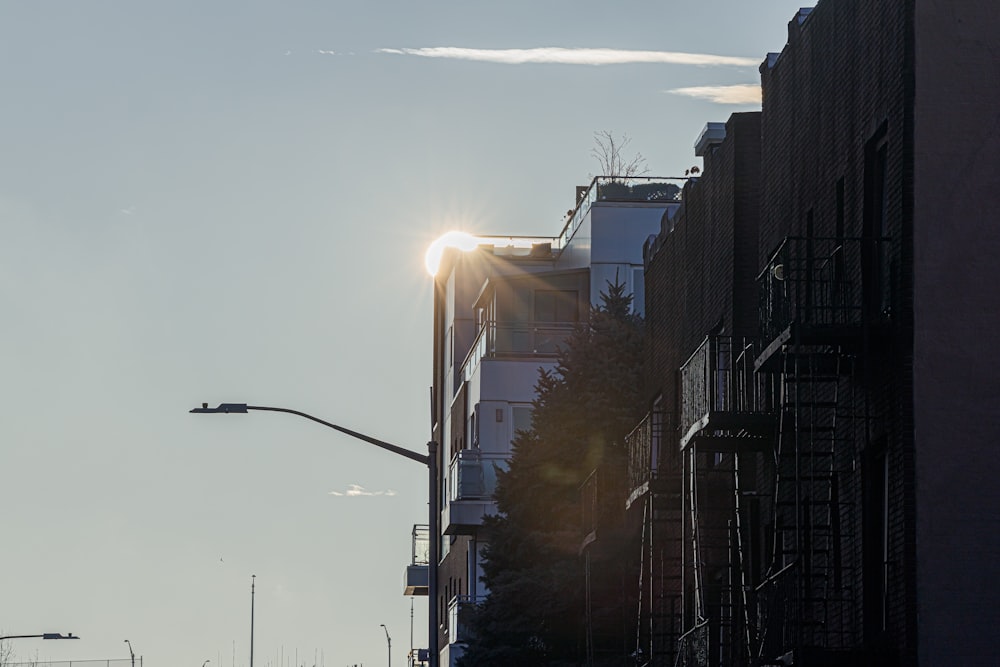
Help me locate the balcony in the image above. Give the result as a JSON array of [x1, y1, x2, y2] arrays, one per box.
[[443, 450, 508, 535], [757, 236, 890, 367], [447, 594, 484, 645], [679, 336, 776, 452], [461, 320, 575, 383], [624, 410, 679, 509], [558, 176, 683, 249], [403, 524, 430, 596], [580, 464, 625, 552]]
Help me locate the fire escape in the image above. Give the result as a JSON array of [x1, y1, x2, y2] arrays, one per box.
[[750, 236, 885, 666], [677, 336, 777, 667], [626, 408, 683, 667]]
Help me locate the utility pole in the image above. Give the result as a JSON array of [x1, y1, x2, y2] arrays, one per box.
[[250, 575, 256, 667]]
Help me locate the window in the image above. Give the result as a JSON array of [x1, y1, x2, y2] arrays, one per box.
[[511, 405, 533, 442], [446, 325, 454, 369], [864, 124, 891, 320], [834, 178, 846, 298], [863, 442, 889, 638], [632, 267, 645, 316], [534, 290, 579, 323]]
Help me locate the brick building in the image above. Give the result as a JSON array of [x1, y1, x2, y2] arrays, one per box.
[[621, 1, 1000, 666], [625, 111, 764, 666]]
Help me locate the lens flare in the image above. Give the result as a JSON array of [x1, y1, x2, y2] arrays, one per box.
[[424, 231, 483, 275]]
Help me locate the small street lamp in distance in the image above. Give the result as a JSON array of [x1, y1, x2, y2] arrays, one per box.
[[0, 634, 79, 641], [124, 639, 135, 667], [380, 624, 391, 667]]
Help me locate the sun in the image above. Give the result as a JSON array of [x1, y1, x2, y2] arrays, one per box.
[[424, 231, 483, 275]]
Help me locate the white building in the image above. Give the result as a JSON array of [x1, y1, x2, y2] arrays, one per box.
[[418, 177, 680, 667]]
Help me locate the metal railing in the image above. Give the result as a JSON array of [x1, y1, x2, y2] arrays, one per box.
[[679, 337, 774, 446], [558, 176, 684, 249], [753, 561, 799, 664], [758, 236, 889, 343], [673, 620, 709, 667], [580, 464, 625, 537], [461, 320, 575, 382], [7, 662, 140, 667], [625, 413, 654, 498], [625, 409, 677, 502]]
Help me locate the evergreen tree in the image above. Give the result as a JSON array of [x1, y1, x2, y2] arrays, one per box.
[[458, 281, 646, 666]]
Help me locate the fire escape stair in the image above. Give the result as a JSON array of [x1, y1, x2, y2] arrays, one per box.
[[755, 346, 858, 664]]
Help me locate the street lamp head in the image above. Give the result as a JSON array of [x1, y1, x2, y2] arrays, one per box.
[[190, 403, 249, 414], [42, 634, 78, 640]]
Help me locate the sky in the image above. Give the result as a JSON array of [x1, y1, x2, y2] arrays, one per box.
[[0, 1, 809, 665]]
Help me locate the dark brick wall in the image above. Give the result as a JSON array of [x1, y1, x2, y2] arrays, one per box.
[[644, 112, 762, 418], [757, 1, 918, 662], [638, 1, 997, 664], [759, 2, 909, 258], [912, 0, 1000, 664]]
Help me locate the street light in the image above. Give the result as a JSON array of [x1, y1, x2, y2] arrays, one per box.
[[124, 639, 135, 667], [190, 403, 439, 667], [379, 624, 391, 667], [0, 634, 79, 641]]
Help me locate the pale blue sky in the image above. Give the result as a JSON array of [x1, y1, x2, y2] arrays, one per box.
[[1, 2, 806, 665]]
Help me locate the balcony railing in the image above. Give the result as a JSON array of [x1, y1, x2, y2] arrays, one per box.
[[625, 413, 653, 501], [462, 320, 575, 383], [753, 562, 799, 664], [679, 336, 776, 450], [404, 523, 430, 595], [758, 236, 889, 344], [674, 619, 709, 667], [625, 409, 678, 507], [580, 464, 625, 544], [449, 449, 508, 502], [411, 524, 429, 565], [447, 594, 485, 645], [558, 176, 683, 249]]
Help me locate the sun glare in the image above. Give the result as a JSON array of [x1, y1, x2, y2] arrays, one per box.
[[424, 231, 483, 275]]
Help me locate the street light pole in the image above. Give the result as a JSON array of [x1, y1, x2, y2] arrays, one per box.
[[190, 403, 439, 667], [250, 575, 256, 667], [124, 639, 135, 667], [380, 624, 391, 667], [0, 634, 79, 641]]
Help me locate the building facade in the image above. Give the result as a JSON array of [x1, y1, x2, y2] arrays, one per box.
[[622, 1, 1000, 666], [425, 178, 681, 667]]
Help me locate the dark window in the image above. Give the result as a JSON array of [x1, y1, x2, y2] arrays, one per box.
[[863, 124, 890, 320], [834, 178, 846, 301], [863, 442, 889, 638], [534, 290, 579, 323], [804, 209, 815, 322]]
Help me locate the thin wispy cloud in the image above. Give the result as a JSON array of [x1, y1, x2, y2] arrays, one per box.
[[668, 84, 762, 104], [329, 484, 397, 497], [377, 47, 758, 67]]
